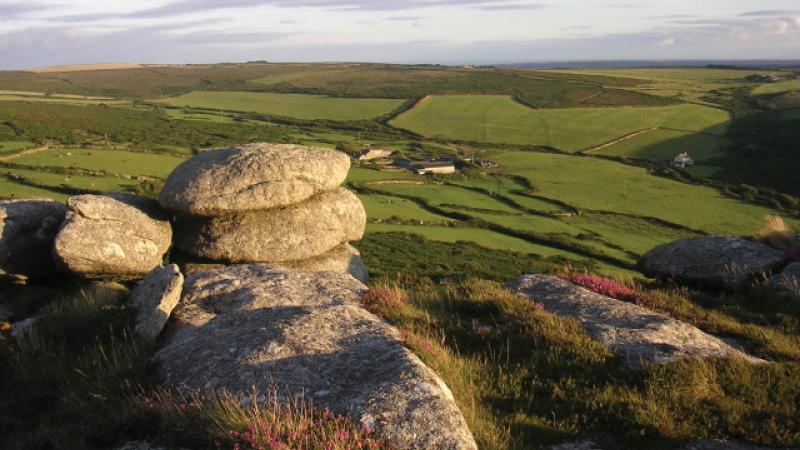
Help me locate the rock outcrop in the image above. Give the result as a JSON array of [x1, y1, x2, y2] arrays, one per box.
[[156, 265, 476, 450], [509, 274, 764, 369], [637, 236, 785, 289], [173, 188, 365, 263], [161, 143, 367, 280], [53, 194, 172, 279], [0, 198, 66, 280], [130, 264, 183, 340], [159, 143, 351, 216], [769, 262, 800, 298]]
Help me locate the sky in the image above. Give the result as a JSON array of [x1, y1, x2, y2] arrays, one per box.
[[0, 0, 799, 69]]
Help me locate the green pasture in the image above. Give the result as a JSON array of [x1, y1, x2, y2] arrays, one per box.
[[347, 167, 414, 183], [162, 91, 406, 120], [684, 165, 723, 179], [446, 177, 567, 213], [1, 168, 139, 193], [11, 148, 185, 178], [163, 108, 239, 124], [594, 128, 726, 163], [371, 182, 519, 213], [0, 92, 129, 106], [391, 95, 729, 151], [753, 79, 800, 95], [0, 141, 34, 154], [359, 193, 453, 222], [0, 176, 69, 201], [487, 150, 795, 235]]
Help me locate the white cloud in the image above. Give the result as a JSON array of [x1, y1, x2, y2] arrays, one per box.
[[656, 37, 675, 46]]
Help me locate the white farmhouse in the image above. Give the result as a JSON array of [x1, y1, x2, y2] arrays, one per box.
[[672, 152, 695, 169]]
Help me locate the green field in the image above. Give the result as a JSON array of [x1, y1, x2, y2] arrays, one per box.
[[392, 95, 729, 151], [594, 128, 726, 162], [545, 68, 786, 83], [163, 91, 406, 120], [488, 150, 793, 234], [752, 79, 800, 95], [11, 148, 185, 178]]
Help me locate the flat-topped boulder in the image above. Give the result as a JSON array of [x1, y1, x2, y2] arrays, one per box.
[[54, 194, 172, 279], [769, 262, 800, 298], [0, 198, 67, 280], [159, 143, 351, 216], [509, 274, 764, 369], [173, 188, 365, 263], [277, 243, 368, 283], [156, 265, 476, 450], [637, 236, 785, 289]]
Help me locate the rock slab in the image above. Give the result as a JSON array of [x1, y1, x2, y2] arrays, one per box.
[[131, 264, 183, 340], [159, 143, 351, 216], [509, 274, 763, 369], [173, 188, 365, 263], [769, 262, 800, 298], [53, 194, 172, 279], [156, 265, 476, 450], [637, 236, 785, 289], [0, 198, 66, 279]]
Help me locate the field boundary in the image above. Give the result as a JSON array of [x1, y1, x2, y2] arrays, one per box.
[[582, 127, 659, 154]]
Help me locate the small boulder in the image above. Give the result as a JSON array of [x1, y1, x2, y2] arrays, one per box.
[[156, 265, 477, 450], [53, 194, 172, 279], [509, 274, 764, 369], [130, 264, 183, 341], [637, 236, 785, 289], [173, 188, 365, 263], [0, 198, 66, 280], [159, 143, 351, 216], [769, 262, 800, 298]]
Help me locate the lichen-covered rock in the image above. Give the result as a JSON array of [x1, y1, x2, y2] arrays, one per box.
[[275, 243, 368, 283], [769, 262, 800, 298], [509, 274, 764, 369], [156, 265, 476, 450], [159, 143, 351, 216], [637, 236, 785, 289], [53, 194, 172, 279], [131, 264, 183, 340], [173, 188, 365, 263], [0, 198, 66, 280]]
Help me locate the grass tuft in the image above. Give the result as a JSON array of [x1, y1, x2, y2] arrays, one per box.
[[755, 215, 799, 251]]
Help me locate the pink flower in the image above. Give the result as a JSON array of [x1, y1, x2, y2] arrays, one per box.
[[565, 274, 642, 304]]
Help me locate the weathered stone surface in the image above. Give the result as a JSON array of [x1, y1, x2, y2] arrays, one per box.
[[684, 440, 797, 450], [509, 274, 764, 369], [173, 188, 366, 263], [156, 265, 476, 450], [131, 264, 183, 340], [275, 243, 368, 283], [0, 198, 66, 279], [160, 143, 351, 216], [637, 236, 785, 289], [115, 441, 184, 450], [10, 316, 37, 338], [769, 262, 800, 298], [53, 194, 172, 279]]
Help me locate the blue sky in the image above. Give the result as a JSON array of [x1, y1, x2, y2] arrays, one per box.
[[0, 0, 798, 69]]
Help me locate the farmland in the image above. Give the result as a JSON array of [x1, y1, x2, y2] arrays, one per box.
[[162, 91, 407, 120], [0, 63, 797, 275], [391, 95, 730, 151]]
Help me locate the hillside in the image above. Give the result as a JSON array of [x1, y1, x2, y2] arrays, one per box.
[[1, 63, 799, 450]]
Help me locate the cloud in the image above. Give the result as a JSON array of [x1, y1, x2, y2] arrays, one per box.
[[655, 37, 675, 46], [387, 16, 424, 21], [0, 1, 54, 19], [739, 10, 800, 17], [124, 0, 548, 18]]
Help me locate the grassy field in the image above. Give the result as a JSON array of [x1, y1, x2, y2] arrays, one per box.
[[11, 148, 185, 178], [487, 150, 796, 234], [392, 95, 729, 151], [593, 128, 726, 163], [0, 141, 34, 154], [545, 68, 786, 83], [752, 79, 800, 95], [162, 91, 406, 120]]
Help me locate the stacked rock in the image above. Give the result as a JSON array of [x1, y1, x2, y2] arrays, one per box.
[[159, 143, 368, 282]]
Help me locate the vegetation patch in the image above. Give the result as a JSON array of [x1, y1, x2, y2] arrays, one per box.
[[162, 91, 406, 121], [391, 95, 729, 151]]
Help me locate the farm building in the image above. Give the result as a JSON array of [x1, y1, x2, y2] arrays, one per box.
[[672, 152, 695, 168], [356, 147, 394, 161], [398, 159, 457, 175]]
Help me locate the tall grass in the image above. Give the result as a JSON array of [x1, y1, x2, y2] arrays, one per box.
[[361, 276, 800, 449], [755, 215, 799, 251]]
